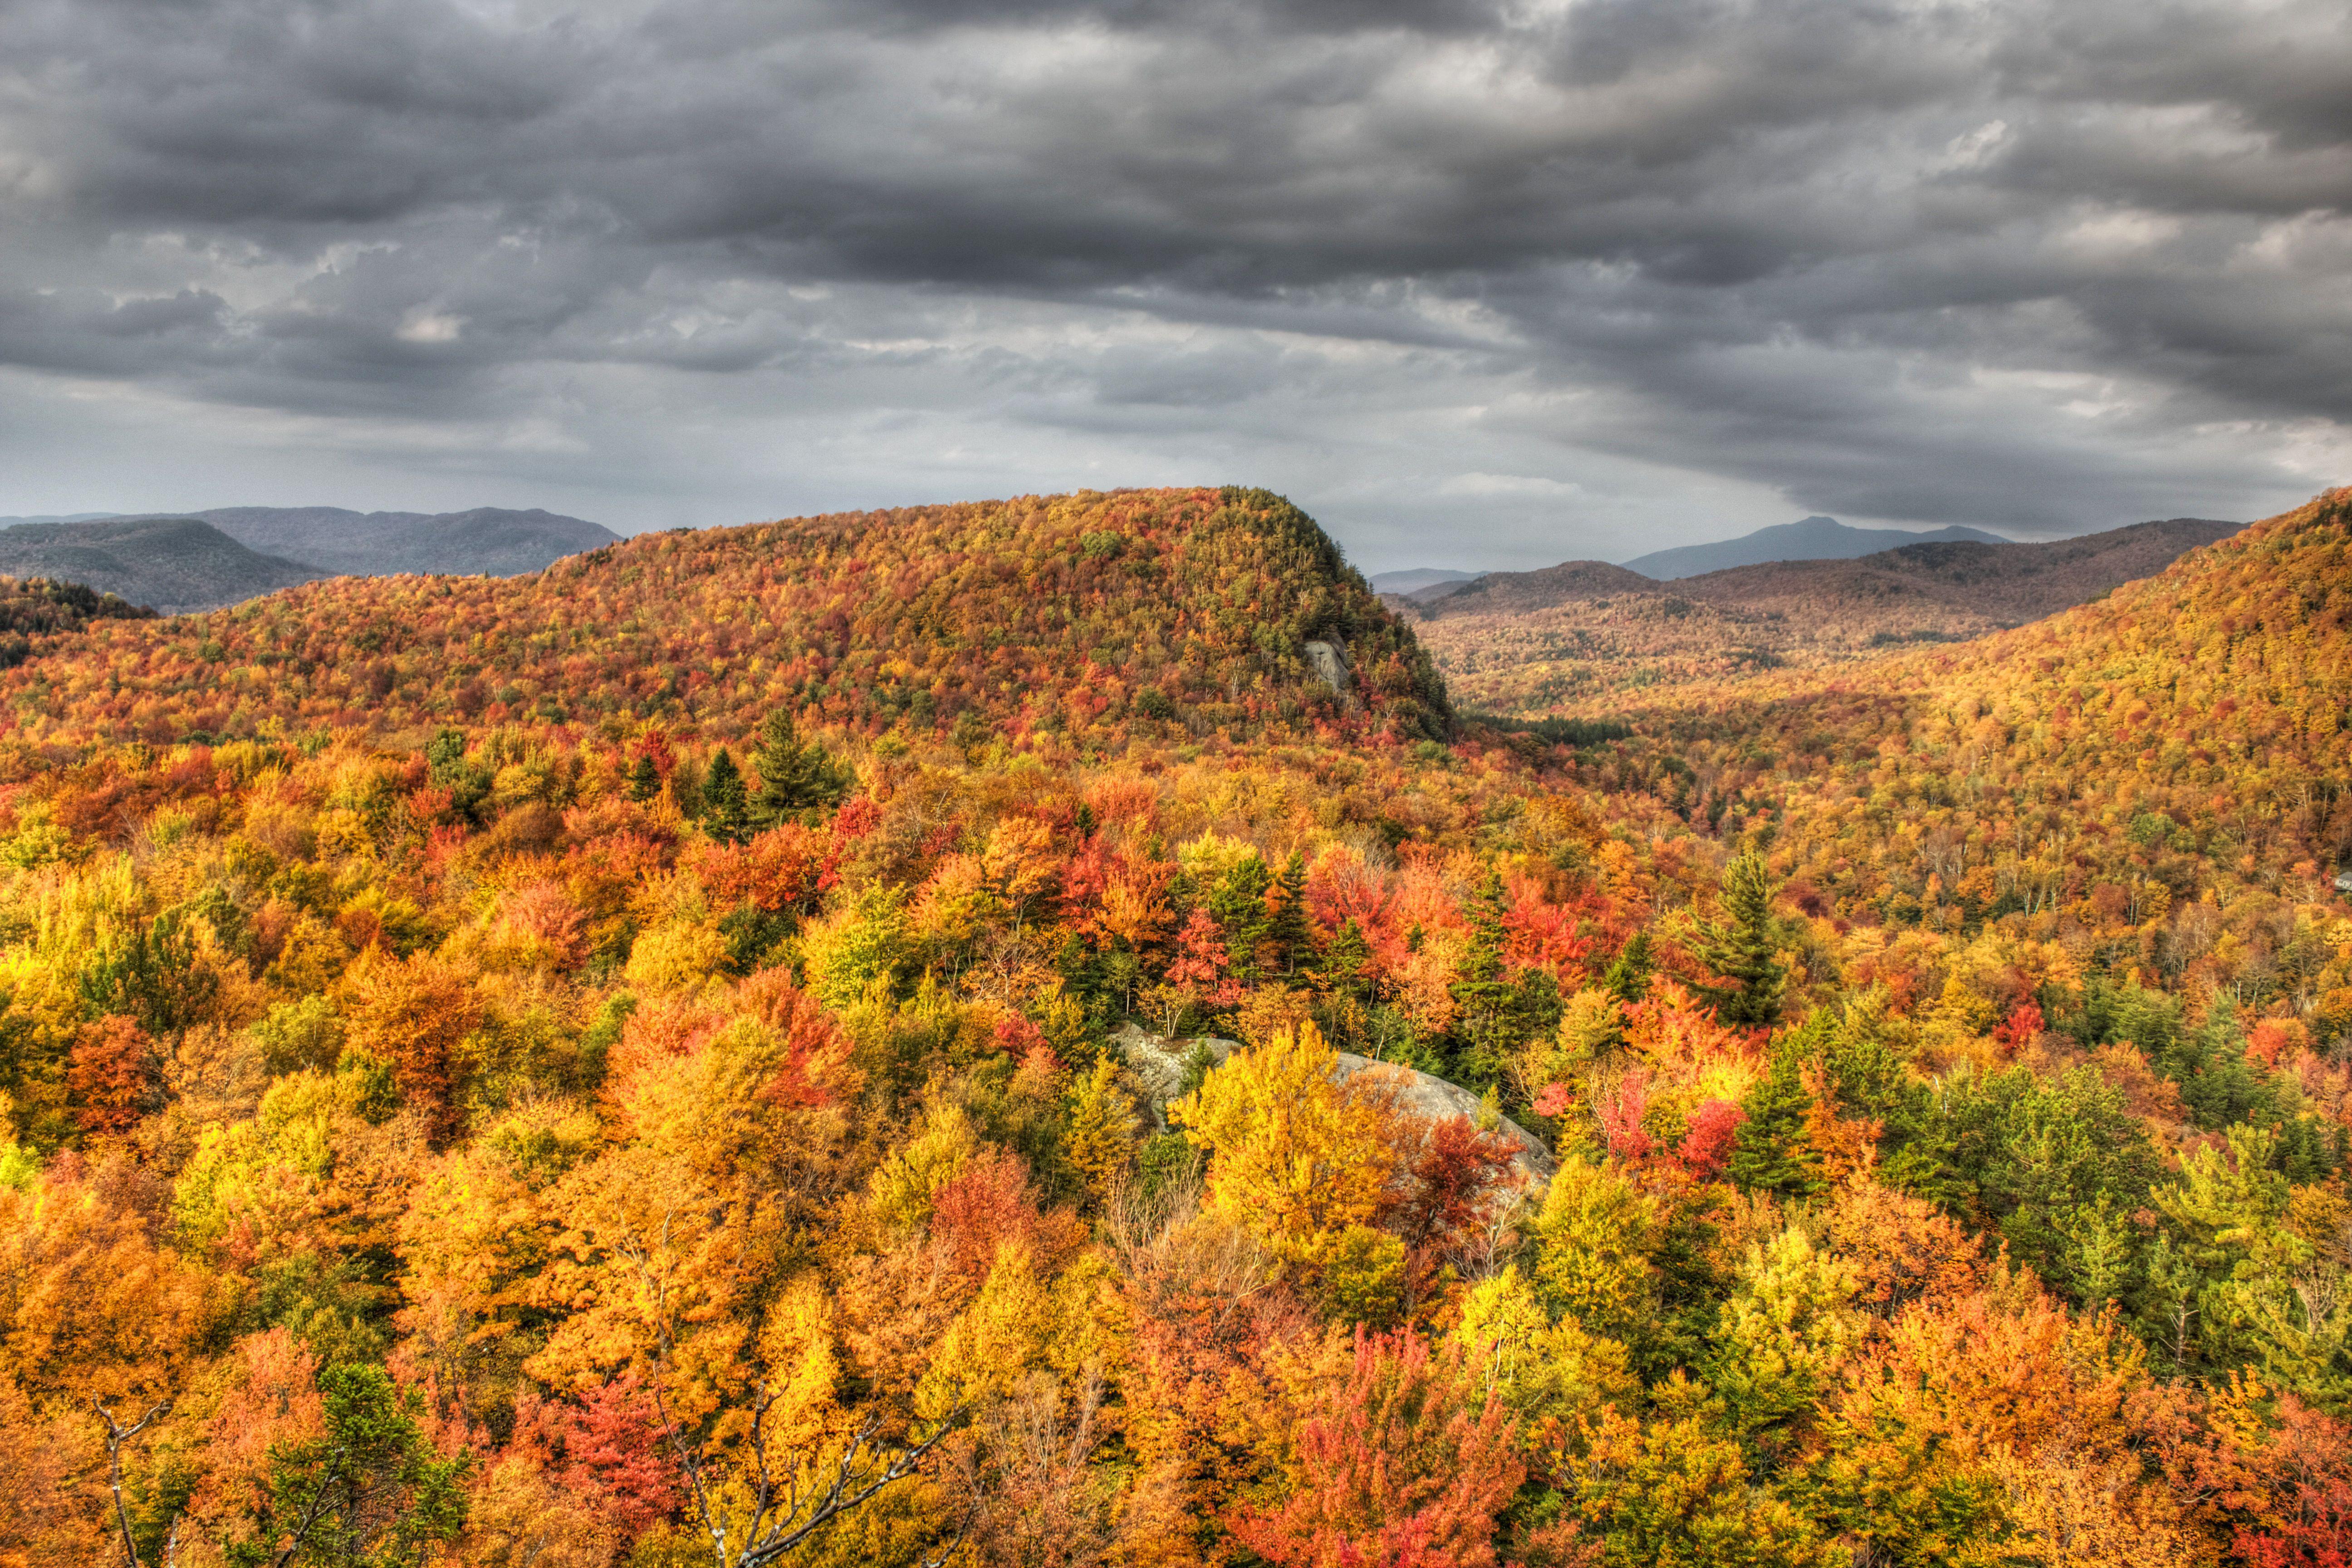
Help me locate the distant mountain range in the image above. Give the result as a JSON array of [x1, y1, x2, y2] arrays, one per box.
[[1618, 515, 2010, 580], [0, 505, 622, 612], [171, 506, 621, 577], [0, 519, 319, 615], [1658, 517, 2241, 626], [1382, 515, 2014, 598]]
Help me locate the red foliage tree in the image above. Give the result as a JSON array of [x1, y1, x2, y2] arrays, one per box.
[[1166, 909, 1245, 1008], [1675, 1099, 1746, 1179], [2233, 1396, 2352, 1568], [563, 1374, 681, 1544], [1994, 999, 2046, 1058], [67, 1015, 154, 1136], [1595, 1067, 1655, 1165], [1227, 1328, 1525, 1568], [1392, 1117, 1519, 1251]]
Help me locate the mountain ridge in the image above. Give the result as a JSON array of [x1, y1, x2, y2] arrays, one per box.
[[1620, 514, 2009, 578], [0, 518, 321, 613], [112, 505, 623, 579], [1367, 567, 1480, 595]]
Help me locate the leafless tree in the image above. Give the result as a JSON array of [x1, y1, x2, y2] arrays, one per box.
[[664, 1386, 965, 1568], [93, 1396, 172, 1568]]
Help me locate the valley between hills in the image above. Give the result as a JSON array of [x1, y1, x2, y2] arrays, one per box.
[[0, 484, 2346, 1568], [1393, 516, 2241, 717]]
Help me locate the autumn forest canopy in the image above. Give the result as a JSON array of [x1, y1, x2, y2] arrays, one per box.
[[2, 482, 2351, 1568]]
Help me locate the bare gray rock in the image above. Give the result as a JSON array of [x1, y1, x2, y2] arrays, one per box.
[[1302, 639, 1354, 704]]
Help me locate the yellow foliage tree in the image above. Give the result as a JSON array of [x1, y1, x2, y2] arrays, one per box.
[[1167, 1021, 1395, 1267], [1062, 1056, 1139, 1214]]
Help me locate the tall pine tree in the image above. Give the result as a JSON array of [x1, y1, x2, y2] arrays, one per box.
[[1268, 851, 1312, 976], [1450, 873, 1513, 1026], [1319, 917, 1375, 1004], [625, 753, 662, 803], [1690, 852, 1787, 1029], [1727, 1030, 1824, 1198], [1601, 929, 1654, 1004], [701, 747, 751, 843], [1450, 871, 1521, 1084], [750, 710, 853, 827]]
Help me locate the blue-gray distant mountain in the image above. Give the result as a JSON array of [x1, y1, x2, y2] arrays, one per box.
[[1368, 567, 1481, 595], [0, 505, 621, 612], [0, 518, 320, 613], [1621, 516, 2008, 579], [158, 506, 623, 578]]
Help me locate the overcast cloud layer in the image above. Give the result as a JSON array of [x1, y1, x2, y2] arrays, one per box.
[[1, 0, 2347, 568]]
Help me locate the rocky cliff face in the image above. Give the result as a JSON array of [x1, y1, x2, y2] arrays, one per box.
[[1302, 637, 1355, 706]]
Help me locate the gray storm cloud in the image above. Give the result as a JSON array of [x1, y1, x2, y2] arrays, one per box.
[[0, 0, 2346, 567]]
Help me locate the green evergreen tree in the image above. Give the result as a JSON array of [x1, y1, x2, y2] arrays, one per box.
[[1268, 851, 1311, 976], [1601, 929, 1653, 1004], [1690, 852, 1787, 1029], [1451, 872, 1511, 1012], [1817, 1003, 1957, 1200], [701, 746, 751, 843], [625, 752, 662, 804], [1205, 853, 1274, 981], [750, 710, 853, 827], [226, 1363, 472, 1568], [1450, 871, 1520, 1084], [1727, 1032, 1823, 1198], [1319, 917, 1374, 1004]]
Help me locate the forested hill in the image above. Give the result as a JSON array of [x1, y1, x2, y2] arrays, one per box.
[[0, 486, 1450, 749], [1601, 486, 2352, 918]]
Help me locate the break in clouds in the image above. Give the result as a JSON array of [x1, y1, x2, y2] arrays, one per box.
[[0, 0, 2347, 567]]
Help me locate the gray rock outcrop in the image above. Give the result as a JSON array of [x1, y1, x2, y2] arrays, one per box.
[[1302, 639, 1354, 704]]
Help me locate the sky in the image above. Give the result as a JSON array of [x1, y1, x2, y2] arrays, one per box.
[[1, 0, 2347, 573]]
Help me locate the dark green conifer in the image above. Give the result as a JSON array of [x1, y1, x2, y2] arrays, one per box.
[[1450, 872, 1513, 1019], [625, 753, 662, 803], [1727, 1030, 1824, 1198], [1267, 851, 1311, 975], [750, 710, 853, 826], [1320, 917, 1374, 1004], [1206, 854, 1274, 981], [1690, 852, 1787, 1029], [1601, 929, 1653, 1004], [702, 747, 751, 843]]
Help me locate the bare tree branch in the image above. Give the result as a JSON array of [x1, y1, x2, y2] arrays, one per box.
[[93, 1396, 172, 1568]]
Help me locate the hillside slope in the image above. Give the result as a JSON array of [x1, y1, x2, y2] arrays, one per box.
[[0, 575, 158, 668], [0, 486, 1448, 747], [1589, 487, 2352, 911], [0, 517, 320, 612], [1413, 515, 2240, 716]]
